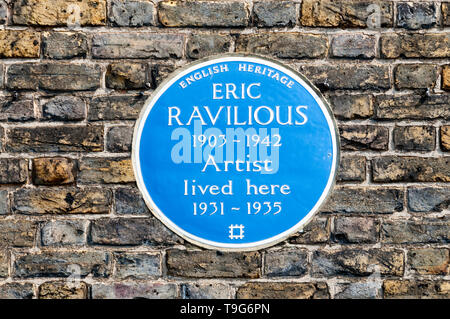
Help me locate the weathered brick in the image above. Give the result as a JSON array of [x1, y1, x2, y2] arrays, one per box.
[[408, 248, 449, 275], [186, 34, 232, 60], [0, 251, 7, 277], [0, 30, 40, 58], [41, 220, 87, 246], [115, 187, 149, 215], [297, 64, 390, 91], [0, 158, 28, 184], [337, 156, 366, 182], [32, 158, 77, 185], [90, 218, 182, 246], [375, 94, 450, 120], [441, 126, 450, 151], [0, 283, 34, 299], [237, 33, 328, 59], [114, 252, 161, 279], [289, 217, 330, 244], [339, 125, 389, 151], [0, 220, 37, 248], [335, 282, 382, 299], [167, 250, 260, 278], [41, 96, 86, 121], [380, 33, 450, 58], [182, 283, 234, 299], [382, 221, 450, 244], [408, 187, 450, 213], [333, 217, 379, 243], [327, 94, 374, 120], [149, 63, 176, 87], [43, 32, 88, 59], [0, 126, 3, 150], [106, 62, 149, 90], [0, 97, 34, 122], [443, 65, 450, 90], [393, 126, 435, 152], [443, 3, 450, 26], [335, 282, 381, 299], [237, 282, 329, 299], [78, 157, 134, 184], [312, 249, 404, 277], [91, 282, 177, 299], [253, 1, 297, 27], [0, 190, 8, 215], [0, 258, 6, 279], [0, 1, 6, 24], [6, 63, 102, 91], [397, 2, 436, 30], [106, 126, 133, 153], [12, 187, 111, 215], [12, 0, 106, 26], [301, 0, 393, 28], [159, 0, 249, 27], [13, 251, 110, 278], [372, 156, 450, 183], [88, 95, 147, 121], [109, 0, 155, 27], [264, 248, 308, 277], [322, 187, 404, 214], [6, 125, 103, 153], [384, 280, 450, 299], [394, 64, 439, 89], [39, 281, 88, 299], [331, 34, 376, 59], [92, 33, 184, 59]]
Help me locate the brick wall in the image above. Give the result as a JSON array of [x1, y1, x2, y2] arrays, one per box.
[[0, 0, 449, 299]]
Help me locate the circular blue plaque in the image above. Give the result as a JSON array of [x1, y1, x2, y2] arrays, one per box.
[[133, 54, 339, 251]]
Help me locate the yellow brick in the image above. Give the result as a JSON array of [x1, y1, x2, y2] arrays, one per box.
[[12, 0, 106, 26], [0, 30, 40, 58]]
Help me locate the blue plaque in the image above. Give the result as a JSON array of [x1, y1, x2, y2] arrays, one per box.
[[133, 54, 339, 250]]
